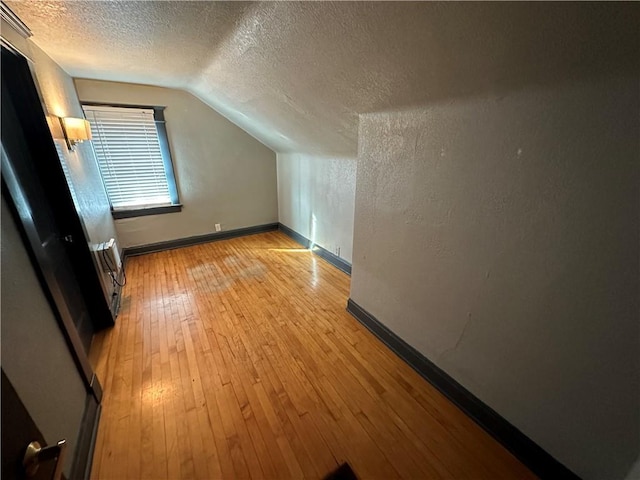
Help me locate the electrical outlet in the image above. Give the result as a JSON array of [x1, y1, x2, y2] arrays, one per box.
[[215, 223, 221, 232]]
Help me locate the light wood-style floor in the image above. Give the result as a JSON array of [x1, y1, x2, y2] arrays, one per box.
[[89, 231, 534, 479]]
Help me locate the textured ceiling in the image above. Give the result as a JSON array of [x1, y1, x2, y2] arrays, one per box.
[[7, 1, 638, 155]]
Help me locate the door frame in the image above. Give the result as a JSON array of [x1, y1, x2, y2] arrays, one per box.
[[1, 39, 107, 480], [0, 45, 109, 401]]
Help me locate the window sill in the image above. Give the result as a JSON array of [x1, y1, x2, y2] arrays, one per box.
[[112, 204, 183, 219]]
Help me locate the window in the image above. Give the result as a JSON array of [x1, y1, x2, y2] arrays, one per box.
[[82, 104, 180, 218]]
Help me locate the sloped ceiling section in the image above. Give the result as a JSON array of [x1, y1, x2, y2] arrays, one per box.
[[7, 1, 637, 155]]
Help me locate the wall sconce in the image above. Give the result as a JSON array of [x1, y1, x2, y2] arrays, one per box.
[[59, 117, 92, 151]]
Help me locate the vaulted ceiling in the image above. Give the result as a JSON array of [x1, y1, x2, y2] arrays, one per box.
[[7, 1, 637, 155]]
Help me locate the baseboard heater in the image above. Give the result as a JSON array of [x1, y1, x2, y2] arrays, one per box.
[[96, 238, 122, 275]]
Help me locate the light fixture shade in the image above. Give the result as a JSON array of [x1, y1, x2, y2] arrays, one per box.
[[61, 117, 92, 142]]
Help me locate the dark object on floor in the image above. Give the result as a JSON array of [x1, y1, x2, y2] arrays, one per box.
[[323, 462, 358, 480]]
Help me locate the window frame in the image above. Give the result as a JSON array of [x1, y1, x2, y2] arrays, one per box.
[[82, 102, 181, 219]]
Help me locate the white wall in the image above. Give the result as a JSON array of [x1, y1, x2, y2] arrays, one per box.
[[277, 153, 356, 263], [351, 74, 639, 479], [75, 79, 278, 248]]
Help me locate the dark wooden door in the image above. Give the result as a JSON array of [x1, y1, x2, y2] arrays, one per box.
[[1, 371, 63, 480], [1, 46, 113, 354]]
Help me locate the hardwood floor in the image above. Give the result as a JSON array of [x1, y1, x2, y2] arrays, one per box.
[[89, 231, 535, 479]]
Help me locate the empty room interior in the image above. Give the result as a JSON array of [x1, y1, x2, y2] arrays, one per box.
[[1, 2, 638, 480]]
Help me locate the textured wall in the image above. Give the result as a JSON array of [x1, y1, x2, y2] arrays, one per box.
[[11, 1, 637, 290], [6, 3, 640, 476], [27, 42, 120, 301], [1, 199, 87, 476], [75, 79, 278, 248], [277, 153, 356, 263], [9, 3, 637, 155], [351, 73, 639, 479]]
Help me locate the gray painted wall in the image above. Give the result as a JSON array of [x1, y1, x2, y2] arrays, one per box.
[[5, 3, 638, 477], [75, 79, 278, 248], [1, 198, 87, 476], [277, 153, 356, 263], [351, 73, 639, 479]]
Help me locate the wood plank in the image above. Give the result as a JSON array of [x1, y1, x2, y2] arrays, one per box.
[[90, 231, 536, 480]]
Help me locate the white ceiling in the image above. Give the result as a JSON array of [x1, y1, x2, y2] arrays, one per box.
[[7, 1, 637, 155]]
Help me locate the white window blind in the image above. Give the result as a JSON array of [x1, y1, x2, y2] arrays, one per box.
[[83, 105, 172, 210]]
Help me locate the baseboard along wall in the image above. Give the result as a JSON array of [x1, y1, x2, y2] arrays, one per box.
[[70, 394, 102, 480], [119, 222, 352, 276], [122, 223, 280, 258], [346, 298, 579, 480], [278, 223, 352, 275], [111, 220, 574, 478]]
